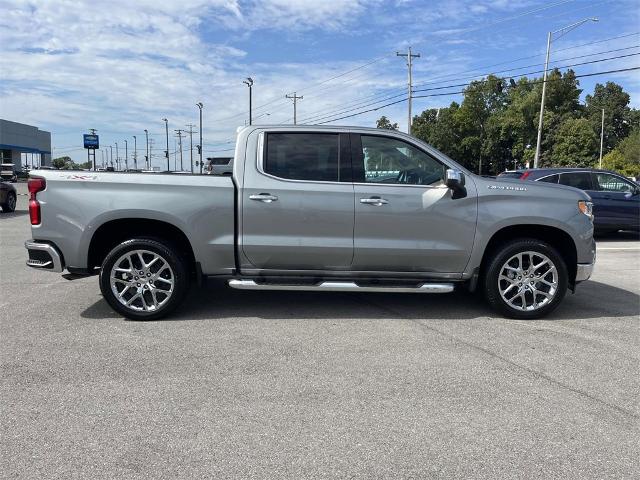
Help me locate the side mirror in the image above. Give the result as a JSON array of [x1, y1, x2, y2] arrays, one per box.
[[445, 169, 467, 199]]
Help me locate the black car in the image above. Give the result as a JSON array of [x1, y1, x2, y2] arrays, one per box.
[[498, 168, 640, 234], [0, 180, 17, 213]]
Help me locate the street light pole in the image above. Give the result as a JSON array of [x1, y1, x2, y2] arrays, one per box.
[[599, 108, 605, 169], [163, 118, 169, 172], [115, 142, 119, 171], [243, 77, 254, 125], [133, 135, 137, 170], [533, 17, 598, 168], [144, 129, 149, 170], [196, 102, 203, 174], [124, 139, 128, 171]]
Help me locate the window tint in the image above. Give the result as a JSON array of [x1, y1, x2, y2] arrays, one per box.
[[538, 174, 559, 183], [558, 172, 592, 190], [265, 133, 339, 181], [594, 173, 634, 192], [360, 135, 446, 186], [498, 172, 524, 179]]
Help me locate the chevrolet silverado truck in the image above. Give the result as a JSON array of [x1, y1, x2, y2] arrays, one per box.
[[25, 126, 596, 320]]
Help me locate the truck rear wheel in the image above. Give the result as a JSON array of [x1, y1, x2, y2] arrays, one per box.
[[483, 239, 568, 319], [99, 238, 189, 320]]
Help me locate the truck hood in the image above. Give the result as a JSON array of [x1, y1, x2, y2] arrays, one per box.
[[474, 174, 592, 201]]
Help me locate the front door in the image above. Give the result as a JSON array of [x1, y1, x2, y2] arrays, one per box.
[[351, 133, 477, 274], [241, 131, 354, 270], [589, 172, 640, 230]]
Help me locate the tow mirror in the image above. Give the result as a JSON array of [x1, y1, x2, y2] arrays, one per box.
[[445, 169, 466, 199]]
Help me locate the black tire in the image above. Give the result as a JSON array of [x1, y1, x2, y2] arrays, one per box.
[[1, 192, 16, 213], [99, 238, 190, 320], [483, 238, 568, 319]]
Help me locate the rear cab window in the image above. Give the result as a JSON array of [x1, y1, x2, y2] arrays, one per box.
[[264, 133, 342, 182], [538, 174, 559, 184]]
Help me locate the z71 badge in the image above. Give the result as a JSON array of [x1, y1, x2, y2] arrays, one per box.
[[487, 185, 527, 191]]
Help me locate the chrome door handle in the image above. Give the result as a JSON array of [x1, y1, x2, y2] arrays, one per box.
[[249, 193, 278, 203], [360, 197, 389, 206]]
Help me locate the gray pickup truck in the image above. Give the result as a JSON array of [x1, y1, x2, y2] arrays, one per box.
[[25, 126, 595, 320]]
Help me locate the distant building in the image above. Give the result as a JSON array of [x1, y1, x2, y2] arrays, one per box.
[[0, 119, 52, 169]]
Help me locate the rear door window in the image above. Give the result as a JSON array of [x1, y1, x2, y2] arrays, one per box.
[[558, 172, 593, 190], [538, 174, 559, 184], [593, 173, 634, 193], [264, 133, 339, 182]]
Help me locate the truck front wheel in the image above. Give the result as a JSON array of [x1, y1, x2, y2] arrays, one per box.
[[99, 238, 189, 320], [483, 239, 568, 319]]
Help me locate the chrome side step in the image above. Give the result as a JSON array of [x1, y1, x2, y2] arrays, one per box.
[[228, 280, 454, 293]]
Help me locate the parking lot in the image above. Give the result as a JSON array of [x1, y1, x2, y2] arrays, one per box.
[[1, 186, 639, 479]]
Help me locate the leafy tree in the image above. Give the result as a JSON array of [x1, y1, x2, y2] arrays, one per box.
[[549, 118, 598, 167], [52, 156, 72, 169], [585, 82, 632, 153], [412, 103, 462, 162], [376, 115, 399, 130], [602, 128, 640, 177]]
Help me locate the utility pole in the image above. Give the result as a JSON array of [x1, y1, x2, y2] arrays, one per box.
[[163, 118, 169, 171], [286, 92, 303, 124], [534, 17, 598, 168], [175, 129, 184, 171], [196, 103, 203, 174], [396, 47, 420, 135], [599, 108, 605, 169], [243, 78, 254, 125], [144, 129, 149, 170], [109, 145, 113, 168], [124, 139, 128, 171], [133, 135, 137, 170], [115, 142, 119, 171], [186, 124, 196, 174]]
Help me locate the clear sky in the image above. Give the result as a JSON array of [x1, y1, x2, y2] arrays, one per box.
[[1, 0, 638, 168]]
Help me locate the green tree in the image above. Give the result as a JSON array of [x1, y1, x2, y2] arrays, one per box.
[[52, 156, 72, 169], [602, 127, 640, 177], [412, 102, 463, 163], [585, 82, 632, 154], [549, 118, 598, 167], [376, 115, 399, 130]]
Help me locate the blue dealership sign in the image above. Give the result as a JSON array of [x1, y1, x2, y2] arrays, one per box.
[[83, 134, 99, 149]]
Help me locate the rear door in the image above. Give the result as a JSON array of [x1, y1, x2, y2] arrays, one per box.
[[241, 131, 355, 270], [350, 133, 477, 274]]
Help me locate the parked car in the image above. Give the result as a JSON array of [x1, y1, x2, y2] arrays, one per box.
[[25, 126, 596, 320], [0, 180, 17, 212], [1, 163, 17, 182], [498, 168, 640, 234]]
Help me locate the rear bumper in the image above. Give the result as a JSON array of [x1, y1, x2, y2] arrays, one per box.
[[25, 240, 64, 273], [575, 262, 594, 282]]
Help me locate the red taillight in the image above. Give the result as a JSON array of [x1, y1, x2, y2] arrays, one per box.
[[28, 177, 46, 225], [520, 171, 531, 180]]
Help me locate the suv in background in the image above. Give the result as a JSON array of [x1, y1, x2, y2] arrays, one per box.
[[499, 168, 640, 234]]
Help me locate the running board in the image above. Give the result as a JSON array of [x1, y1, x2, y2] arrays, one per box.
[[228, 280, 454, 293]]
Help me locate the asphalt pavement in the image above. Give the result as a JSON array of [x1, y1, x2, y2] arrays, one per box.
[[1, 186, 639, 479]]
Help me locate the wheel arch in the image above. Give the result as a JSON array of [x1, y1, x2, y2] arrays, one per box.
[[87, 218, 197, 274], [479, 224, 578, 286]]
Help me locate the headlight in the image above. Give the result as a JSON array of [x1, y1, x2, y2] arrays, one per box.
[[578, 200, 593, 220]]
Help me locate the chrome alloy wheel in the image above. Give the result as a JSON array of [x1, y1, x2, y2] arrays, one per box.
[[109, 249, 174, 312], [498, 251, 558, 312]]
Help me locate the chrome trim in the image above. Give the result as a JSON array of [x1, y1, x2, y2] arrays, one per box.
[[228, 279, 454, 293], [575, 262, 594, 282], [25, 240, 64, 273]]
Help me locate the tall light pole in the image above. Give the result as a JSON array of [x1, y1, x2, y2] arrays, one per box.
[[243, 77, 254, 125], [599, 108, 605, 169], [144, 129, 149, 170], [196, 102, 203, 174], [133, 135, 137, 170], [533, 17, 598, 168], [124, 139, 128, 171], [397, 46, 420, 135], [163, 118, 169, 172], [115, 142, 119, 171]]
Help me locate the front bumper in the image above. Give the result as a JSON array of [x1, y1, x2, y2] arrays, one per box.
[[25, 240, 64, 273], [575, 262, 594, 282]]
